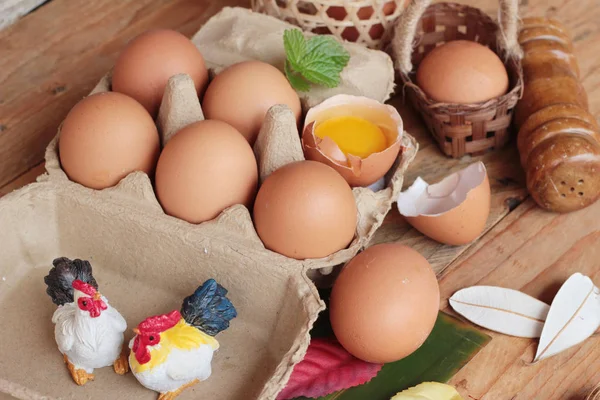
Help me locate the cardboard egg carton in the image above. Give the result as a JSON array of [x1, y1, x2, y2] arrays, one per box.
[[0, 175, 323, 400], [54, 70, 417, 277], [0, 7, 417, 400]]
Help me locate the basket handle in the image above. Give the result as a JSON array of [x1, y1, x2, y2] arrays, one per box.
[[392, 0, 523, 75]]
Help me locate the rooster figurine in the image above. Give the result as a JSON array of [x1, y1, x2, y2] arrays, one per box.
[[44, 257, 129, 385], [129, 279, 237, 400]]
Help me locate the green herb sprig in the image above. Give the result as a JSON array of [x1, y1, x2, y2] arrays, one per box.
[[283, 29, 351, 92]]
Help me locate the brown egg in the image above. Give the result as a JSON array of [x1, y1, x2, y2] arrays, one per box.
[[397, 162, 491, 246], [155, 120, 258, 224], [59, 92, 160, 190], [253, 161, 357, 259], [112, 29, 209, 117], [330, 243, 440, 363], [416, 40, 509, 104], [202, 60, 302, 145]]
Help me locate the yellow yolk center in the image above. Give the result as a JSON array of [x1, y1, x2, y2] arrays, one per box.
[[315, 116, 387, 159]]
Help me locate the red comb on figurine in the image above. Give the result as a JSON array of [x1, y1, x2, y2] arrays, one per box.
[[137, 310, 182, 334], [72, 279, 98, 296]]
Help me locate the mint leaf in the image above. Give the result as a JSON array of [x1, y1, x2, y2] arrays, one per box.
[[300, 65, 342, 88], [285, 59, 311, 92], [283, 29, 350, 91], [283, 29, 307, 72], [305, 36, 351, 67], [300, 35, 350, 88]]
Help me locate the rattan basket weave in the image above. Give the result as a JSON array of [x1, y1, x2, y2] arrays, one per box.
[[251, 0, 408, 49], [391, 0, 524, 158]]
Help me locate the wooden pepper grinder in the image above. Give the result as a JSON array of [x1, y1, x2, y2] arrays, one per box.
[[515, 17, 600, 213]]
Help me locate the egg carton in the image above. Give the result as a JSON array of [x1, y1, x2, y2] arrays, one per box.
[[53, 70, 417, 278], [48, 5, 418, 280], [0, 8, 418, 400], [0, 176, 323, 400]]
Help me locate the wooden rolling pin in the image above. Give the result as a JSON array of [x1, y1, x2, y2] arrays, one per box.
[[515, 17, 600, 213]]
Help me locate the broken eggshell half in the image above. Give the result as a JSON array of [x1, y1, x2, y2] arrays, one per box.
[[302, 94, 403, 188], [397, 162, 491, 246]]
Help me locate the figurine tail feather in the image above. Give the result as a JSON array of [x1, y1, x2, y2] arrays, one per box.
[[44, 257, 98, 306], [180, 279, 237, 336]]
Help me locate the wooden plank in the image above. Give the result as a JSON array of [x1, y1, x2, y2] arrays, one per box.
[[0, 0, 47, 30], [431, 4, 600, 395], [443, 197, 600, 399], [0, 0, 248, 189], [0, 162, 44, 198]]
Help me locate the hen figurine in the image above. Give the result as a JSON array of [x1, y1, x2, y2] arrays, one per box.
[[129, 279, 237, 400], [44, 257, 129, 385]]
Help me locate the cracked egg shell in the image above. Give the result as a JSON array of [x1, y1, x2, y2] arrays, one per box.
[[397, 162, 491, 246], [302, 94, 403, 187]]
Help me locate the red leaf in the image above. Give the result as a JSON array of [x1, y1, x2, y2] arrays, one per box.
[[277, 338, 383, 400]]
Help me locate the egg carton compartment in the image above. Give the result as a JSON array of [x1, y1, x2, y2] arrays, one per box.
[[45, 37, 418, 281], [0, 177, 323, 400]]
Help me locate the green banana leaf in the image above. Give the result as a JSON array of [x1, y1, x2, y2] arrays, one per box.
[[294, 289, 491, 400]]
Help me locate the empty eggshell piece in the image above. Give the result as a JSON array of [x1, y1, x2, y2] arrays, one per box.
[[202, 60, 302, 145], [59, 92, 160, 190], [330, 243, 440, 363], [302, 94, 403, 187], [397, 162, 491, 246], [155, 120, 258, 224], [253, 160, 358, 260], [112, 29, 209, 117]]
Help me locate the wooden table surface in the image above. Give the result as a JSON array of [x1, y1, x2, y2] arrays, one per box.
[[1, 0, 600, 399]]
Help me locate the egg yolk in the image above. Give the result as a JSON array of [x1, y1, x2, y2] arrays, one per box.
[[314, 116, 387, 159]]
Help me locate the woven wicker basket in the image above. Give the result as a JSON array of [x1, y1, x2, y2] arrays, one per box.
[[251, 0, 408, 49], [391, 0, 524, 158]]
